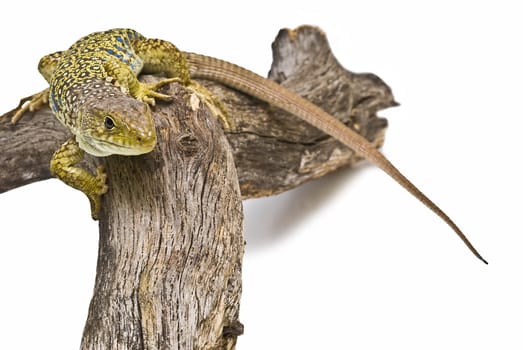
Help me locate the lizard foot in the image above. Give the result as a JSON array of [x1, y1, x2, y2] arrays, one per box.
[[134, 77, 182, 106], [87, 165, 109, 220], [188, 81, 234, 130], [51, 137, 109, 220], [11, 89, 49, 124]]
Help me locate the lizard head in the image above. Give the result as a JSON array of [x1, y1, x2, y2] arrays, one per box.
[[76, 87, 157, 157]]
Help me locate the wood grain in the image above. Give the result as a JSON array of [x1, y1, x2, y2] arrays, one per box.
[[0, 25, 395, 349]]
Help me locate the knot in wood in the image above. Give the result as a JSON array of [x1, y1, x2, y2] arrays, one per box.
[[177, 132, 200, 157], [222, 321, 244, 338]]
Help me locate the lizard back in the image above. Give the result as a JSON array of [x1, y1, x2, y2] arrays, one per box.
[[48, 29, 146, 130]]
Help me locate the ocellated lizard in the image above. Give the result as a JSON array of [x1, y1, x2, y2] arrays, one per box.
[[9, 28, 486, 263]]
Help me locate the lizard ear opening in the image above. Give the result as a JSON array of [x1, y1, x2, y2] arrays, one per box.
[[104, 116, 115, 130]]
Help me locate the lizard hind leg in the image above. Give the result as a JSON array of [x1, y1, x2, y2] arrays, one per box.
[[103, 59, 181, 106], [132, 38, 233, 129], [132, 38, 191, 84], [131, 38, 233, 129], [50, 137, 108, 220], [188, 81, 234, 130]]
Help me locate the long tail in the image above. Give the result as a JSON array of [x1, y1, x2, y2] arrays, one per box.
[[185, 52, 487, 264]]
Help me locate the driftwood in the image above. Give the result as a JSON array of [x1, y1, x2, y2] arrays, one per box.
[[0, 26, 396, 349]]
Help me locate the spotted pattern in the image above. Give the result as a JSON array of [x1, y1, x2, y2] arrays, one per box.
[[23, 28, 196, 219], [45, 29, 146, 129]]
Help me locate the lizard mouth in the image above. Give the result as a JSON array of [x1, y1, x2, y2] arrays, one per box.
[[78, 135, 156, 157], [97, 138, 156, 156]]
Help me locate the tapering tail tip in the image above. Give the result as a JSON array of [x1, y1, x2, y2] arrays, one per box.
[[479, 255, 488, 265], [471, 246, 488, 264]]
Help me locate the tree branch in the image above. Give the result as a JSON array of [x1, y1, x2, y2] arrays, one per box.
[[0, 25, 396, 349], [79, 85, 244, 349], [0, 26, 395, 198]]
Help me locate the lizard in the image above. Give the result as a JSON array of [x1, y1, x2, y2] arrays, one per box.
[[8, 28, 487, 264]]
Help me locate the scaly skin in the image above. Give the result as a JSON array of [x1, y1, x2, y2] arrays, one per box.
[[11, 29, 224, 219], [10, 28, 485, 263]]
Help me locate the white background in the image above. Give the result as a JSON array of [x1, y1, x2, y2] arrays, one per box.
[[0, 1, 521, 349]]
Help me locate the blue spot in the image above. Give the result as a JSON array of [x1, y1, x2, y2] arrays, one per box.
[[114, 45, 125, 52], [106, 48, 123, 60], [50, 91, 59, 112], [116, 35, 131, 48]]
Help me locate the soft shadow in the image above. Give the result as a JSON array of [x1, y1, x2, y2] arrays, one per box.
[[243, 164, 370, 252]]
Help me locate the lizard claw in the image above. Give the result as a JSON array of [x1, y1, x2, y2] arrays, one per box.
[[88, 165, 109, 220], [188, 81, 234, 130], [11, 89, 49, 124], [135, 77, 182, 106]]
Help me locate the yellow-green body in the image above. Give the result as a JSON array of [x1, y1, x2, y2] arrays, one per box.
[[11, 28, 485, 262], [13, 29, 195, 218]]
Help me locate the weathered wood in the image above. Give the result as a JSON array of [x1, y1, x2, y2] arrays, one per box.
[[80, 84, 244, 350], [200, 26, 395, 198], [0, 26, 396, 349], [0, 26, 395, 198]]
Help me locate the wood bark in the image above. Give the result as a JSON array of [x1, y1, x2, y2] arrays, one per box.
[[0, 26, 396, 349]]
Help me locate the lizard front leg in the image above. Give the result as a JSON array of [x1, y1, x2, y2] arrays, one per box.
[[10, 51, 64, 124], [50, 137, 108, 220], [10, 89, 49, 124]]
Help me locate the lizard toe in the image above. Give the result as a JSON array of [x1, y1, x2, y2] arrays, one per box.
[[95, 165, 109, 195], [11, 89, 49, 124]]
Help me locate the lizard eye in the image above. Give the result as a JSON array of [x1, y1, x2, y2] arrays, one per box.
[[104, 116, 115, 130]]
